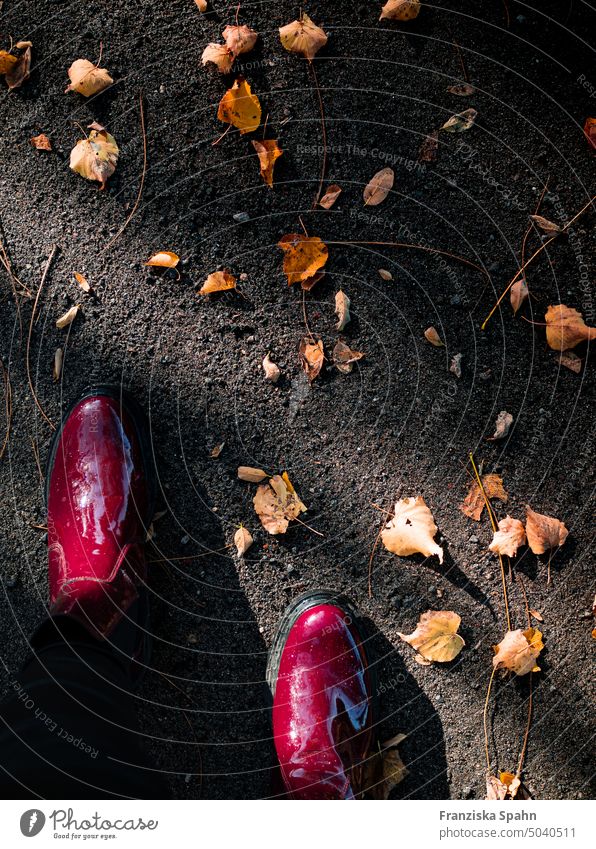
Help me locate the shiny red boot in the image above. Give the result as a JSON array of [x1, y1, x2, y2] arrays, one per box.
[[267, 591, 375, 799], [45, 387, 155, 652]]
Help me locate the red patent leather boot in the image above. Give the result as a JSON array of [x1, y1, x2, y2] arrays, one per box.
[[268, 591, 375, 799], [45, 387, 155, 654]]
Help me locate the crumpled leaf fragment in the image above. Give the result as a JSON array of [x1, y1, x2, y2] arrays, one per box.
[[487, 410, 513, 441], [489, 516, 526, 558], [492, 627, 543, 675], [262, 353, 281, 382], [530, 214, 561, 236], [238, 466, 267, 483], [363, 167, 394, 206], [418, 130, 438, 163], [217, 77, 261, 134], [424, 326, 443, 346], [65, 58, 113, 96], [447, 82, 475, 96], [74, 272, 91, 292], [5, 41, 31, 90], [559, 351, 582, 373], [334, 290, 351, 330], [460, 474, 508, 521], [209, 442, 225, 458], [234, 526, 253, 556], [279, 12, 328, 61], [56, 304, 80, 329], [70, 123, 118, 189], [199, 269, 237, 295], [252, 139, 282, 187], [319, 184, 342, 209], [584, 116, 596, 150], [201, 43, 233, 74], [380, 0, 421, 21], [545, 304, 596, 351], [333, 340, 364, 374], [510, 277, 528, 314], [145, 251, 180, 268], [299, 337, 324, 383], [278, 234, 328, 288], [449, 353, 462, 378], [398, 610, 465, 662], [525, 505, 568, 554], [381, 496, 444, 563], [253, 472, 307, 535], [363, 733, 408, 800], [30, 133, 52, 150], [223, 25, 258, 58], [441, 108, 477, 133]]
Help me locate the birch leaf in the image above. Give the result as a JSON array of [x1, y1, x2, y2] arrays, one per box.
[[545, 304, 596, 351], [252, 139, 282, 187], [381, 496, 444, 563], [65, 59, 113, 96], [363, 167, 394, 206], [525, 506, 568, 554], [398, 610, 464, 662], [489, 516, 526, 558], [492, 628, 543, 675], [70, 123, 118, 189], [380, 0, 421, 20], [217, 77, 261, 134], [279, 13, 327, 61]]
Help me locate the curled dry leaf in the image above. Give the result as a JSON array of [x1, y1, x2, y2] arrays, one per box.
[[378, 268, 393, 281], [195, 0, 207, 10], [65, 59, 113, 96], [319, 184, 342, 209], [278, 234, 328, 289], [449, 353, 462, 378], [485, 773, 527, 801], [525, 505, 568, 554], [279, 12, 328, 61], [488, 410, 513, 441], [218, 77, 261, 134], [252, 139, 282, 187], [5, 42, 31, 90], [545, 304, 596, 351], [53, 348, 63, 382], [253, 472, 307, 535], [380, 0, 421, 21], [584, 117, 596, 150], [74, 272, 90, 292], [486, 775, 508, 801], [460, 473, 508, 521], [56, 304, 80, 330], [381, 496, 444, 563], [0, 51, 17, 75], [447, 82, 475, 96], [146, 251, 180, 268], [441, 108, 477, 133], [223, 25, 258, 58], [70, 123, 118, 189], [201, 43, 233, 74], [559, 351, 582, 373], [489, 516, 526, 558], [492, 627, 543, 676], [363, 167, 394, 206], [299, 337, 324, 383], [238, 466, 268, 483], [209, 442, 225, 458], [418, 130, 438, 163], [199, 269, 237, 295], [234, 526, 253, 556], [510, 277, 528, 314], [262, 353, 281, 382], [335, 290, 351, 331], [424, 326, 443, 346], [398, 610, 465, 663], [363, 733, 408, 800], [530, 214, 561, 236], [333, 340, 364, 374], [30, 133, 52, 151]]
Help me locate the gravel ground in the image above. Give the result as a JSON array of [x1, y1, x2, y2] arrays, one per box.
[[0, 0, 594, 799]]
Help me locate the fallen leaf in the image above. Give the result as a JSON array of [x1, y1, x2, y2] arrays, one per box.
[[398, 610, 465, 662], [381, 496, 444, 563], [201, 42, 233, 74], [545, 304, 596, 351], [319, 184, 342, 209], [486, 775, 508, 801], [199, 269, 237, 295], [210, 442, 225, 458], [234, 526, 253, 556], [380, 0, 421, 20], [145, 251, 180, 268], [418, 130, 439, 163], [30, 133, 52, 151], [441, 108, 477, 133], [447, 82, 475, 96], [279, 12, 328, 61], [56, 304, 80, 329], [278, 234, 328, 288], [489, 516, 526, 558], [5, 42, 31, 90], [584, 117, 596, 150], [65, 58, 113, 96], [424, 326, 443, 346], [53, 348, 63, 382], [299, 337, 324, 382], [0, 50, 17, 75], [378, 268, 393, 281], [253, 472, 307, 534], [333, 340, 364, 374], [488, 410, 513, 441], [525, 505, 568, 554], [237, 466, 268, 483], [530, 609, 543, 622], [530, 214, 561, 236], [449, 353, 462, 378], [460, 474, 508, 521], [363, 167, 394, 206], [559, 351, 582, 373], [74, 272, 90, 292], [218, 77, 261, 134], [195, 0, 207, 10], [335, 290, 351, 330], [252, 139, 283, 187], [223, 25, 258, 58], [363, 733, 408, 800], [492, 627, 543, 675], [262, 353, 281, 382], [510, 277, 528, 314], [70, 123, 119, 189], [414, 653, 432, 666]]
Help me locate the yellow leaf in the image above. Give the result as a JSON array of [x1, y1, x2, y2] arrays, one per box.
[[278, 233, 328, 288], [380, 0, 421, 21], [56, 304, 80, 329], [65, 59, 113, 96], [237, 466, 268, 483], [489, 516, 526, 558], [545, 304, 596, 351], [201, 43, 233, 74], [223, 25, 258, 58], [217, 77, 261, 134], [234, 526, 253, 556], [253, 473, 306, 535], [493, 628, 543, 676], [398, 610, 465, 662], [0, 50, 17, 75], [299, 337, 324, 383], [460, 474, 508, 521], [69, 123, 119, 189], [199, 269, 237, 295], [145, 251, 180, 268], [5, 42, 31, 90], [363, 167, 394, 206], [424, 326, 443, 346], [279, 12, 328, 61], [252, 139, 283, 187], [525, 505, 568, 554], [30, 133, 52, 151], [381, 496, 444, 562]]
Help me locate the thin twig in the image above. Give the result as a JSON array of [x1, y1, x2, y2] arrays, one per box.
[[309, 60, 327, 208], [0, 359, 12, 460], [519, 179, 549, 290], [26, 245, 58, 431], [301, 289, 315, 341], [517, 674, 533, 778], [368, 501, 390, 598], [483, 666, 497, 773]]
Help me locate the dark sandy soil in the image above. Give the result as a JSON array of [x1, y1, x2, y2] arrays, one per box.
[[0, 1, 594, 800]]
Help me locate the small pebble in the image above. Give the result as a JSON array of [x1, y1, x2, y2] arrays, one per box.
[[233, 212, 250, 224]]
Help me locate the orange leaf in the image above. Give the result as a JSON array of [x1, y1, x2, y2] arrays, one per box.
[[299, 337, 324, 383], [0, 50, 17, 75], [424, 326, 443, 346], [30, 133, 52, 151], [510, 277, 528, 314], [5, 42, 31, 90], [278, 234, 328, 288], [252, 139, 283, 187], [545, 304, 596, 351], [460, 474, 508, 521], [199, 269, 237, 295], [525, 505, 568, 554], [145, 251, 180, 269], [380, 0, 421, 20], [583, 117, 596, 150], [74, 272, 91, 292], [217, 77, 261, 134]]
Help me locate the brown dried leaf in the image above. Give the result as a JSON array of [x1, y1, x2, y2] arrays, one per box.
[[380, 0, 421, 21], [510, 277, 528, 314], [363, 167, 394, 206], [66, 59, 113, 96], [319, 184, 342, 209], [381, 496, 444, 563], [5, 42, 31, 90], [237, 466, 268, 483], [234, 526, 253, 556], [530, 609, 543, 622], [201, 43, 233, 74], [30, 133, 52, 151], [195, 0, 207, 10], [378, 268, 393, 280], [252, 139, 282, 187], [253, 472, 306, 535], [398, 610, 465, 663], [56, 304, 80, 329], [441, 108, 477, 133], [335, 290, 351, 331], [418, 130, 439, 163], [262, 353, 281, 383], [489, 516, 526, 558], [333, 340, 364, 374], [209, 442, 225, 458], [486, 775, 508, 800], [279, 13, 328, 61], [559, 351, 582, 373], [545, 304, 596, 351], [487, 410, 513, 441], [492, 627, 543, 676], [278, 234, 328, 287], [299, 337, 324, 383], [424, 326, 443, 346], [218, 77, 261, 134], [70, 123, 118, 189], [460, 474, 508, 521], [0, 51, 17, 75], [447, 82, 475, 96], [146, 251, 180, 268], [73, 271, 90, 293], [530, 214, 561, 235], [525, 505, 568, 554], [53, 348, 63, 382], [199, 269, 237, 295], [223, 25, 258, 58]]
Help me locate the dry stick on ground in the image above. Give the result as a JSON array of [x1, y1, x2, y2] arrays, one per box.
[[104, 93, 147, 250], [309, 60, 327, 208], [481, 192, 596, 330], [26, 245, 58, 432], [519, 179, 550, 292], [517, 674, 533, 780], [367, 501, 393, 598], [483, 666, 497, 774], [0, 359, 12, 460]]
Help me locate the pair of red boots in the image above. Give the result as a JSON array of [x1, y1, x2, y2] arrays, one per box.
[[45, 389, 375, 799]]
